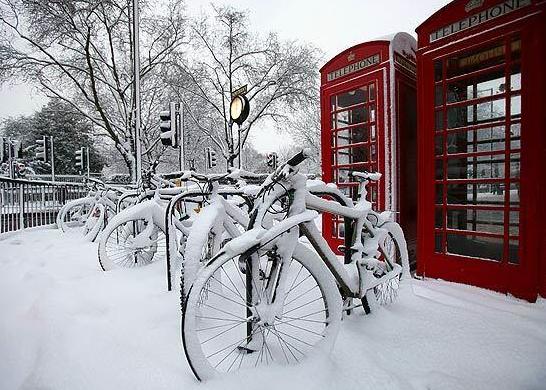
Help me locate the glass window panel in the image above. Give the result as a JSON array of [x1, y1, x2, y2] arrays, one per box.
[[435, 85, 443, 106], [435, 233, 443, 253], [509, 211, 519, 236], [371, 145, 377, 162], [508, 240, 519, 264], [447, 183, 505, 206], [370, 106, 376, 122], [330, 96, 336, 112], [336, 126, 368, 147], [331, 114, 336, 130], [446, 126, 505, 154], [369, 83, 376, 101], [447, 209, 504, 235], [436, 134, 444, 156], [447, 99, 506, 129], [338, 223, 345, 238], [447, 155, 505, 179], [336, 146, 369, 165], [336, 106, 367, 128], [476, 98, 505, 123], [435, 208, 443, 228], [436, 184, 443, 204], [370, 125, 376, 140], [510, 65, 521, 91], [436, 159, 444, 180], [354, 146, 369, 163], [336, 87, 368, 110], [446, 234, 503, 261], [446, 105, 468, 129], [509, 183, 520, 206], [447, 82, 471, 104], [434, 60, 443, 82], [446, 40, 506, 79], [510, 123, 520, 150], [436, 110, 444, 131], [510, 153, 520, 178], [370, 185, 377, 202], [511, 95, 521, 118], [337, 149, 350, 165], [332, 222, 337, 238], [337, 170, 351, 184], [476, 70, 506, 97]]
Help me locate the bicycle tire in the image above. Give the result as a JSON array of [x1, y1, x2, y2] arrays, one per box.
[[98, 214, 166, 271], [181, 242, 342, 381], [57, 198, 95, 233], [180, 204, 223, 304], [373, 221, 410, 305]]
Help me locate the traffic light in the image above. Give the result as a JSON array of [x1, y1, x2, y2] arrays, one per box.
[[159, 102, 178, 148], [75, 147, 85, 169], [13, 141, 22, 159], [206, 147, 217, 169], [35, 136, 48, 162], [0, 137, 5, 163], [267, 152, 278, 169]]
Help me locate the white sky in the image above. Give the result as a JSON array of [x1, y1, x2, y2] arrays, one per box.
[[0, 0, 451, 153]]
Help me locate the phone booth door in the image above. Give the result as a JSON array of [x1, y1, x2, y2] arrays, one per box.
[[322, 71, 385, 252], [423, 30, 534, 296]]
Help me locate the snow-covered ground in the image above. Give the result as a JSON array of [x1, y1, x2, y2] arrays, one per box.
[[1, 227, 545, 390]]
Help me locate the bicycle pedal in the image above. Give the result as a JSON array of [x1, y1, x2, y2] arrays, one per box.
[[337, 245, 357, 254], [236, 345, 256, 354]]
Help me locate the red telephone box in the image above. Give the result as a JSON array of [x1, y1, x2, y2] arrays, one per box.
[[320, 32, 418, 264], [416, 0, 546, 301]]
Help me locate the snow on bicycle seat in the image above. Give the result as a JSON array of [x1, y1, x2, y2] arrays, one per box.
[[349, 171, 382, 181]]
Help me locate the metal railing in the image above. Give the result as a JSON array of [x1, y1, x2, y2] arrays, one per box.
[[25, 174, 103, 183], [0, 177, 89, 234]]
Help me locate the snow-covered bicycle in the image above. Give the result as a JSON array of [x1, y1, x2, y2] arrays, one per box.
[[166, 169, 266, 297], [56, 179, 129, 241], [181, 150, 409, 380]]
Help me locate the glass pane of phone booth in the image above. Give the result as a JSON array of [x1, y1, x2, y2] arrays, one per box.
[[330, 81, 379, 239], [433, 36, 521, 264]]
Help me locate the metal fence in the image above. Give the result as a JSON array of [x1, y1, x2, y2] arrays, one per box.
[[0, 177, 89, 234], [26, 174, 103, 183]]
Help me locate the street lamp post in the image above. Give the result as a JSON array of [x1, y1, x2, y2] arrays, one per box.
[[229, 92, 250, 170], [133, 0, 142, 184]]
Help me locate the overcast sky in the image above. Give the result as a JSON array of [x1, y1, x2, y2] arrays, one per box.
[[0, 0, 451, 152]]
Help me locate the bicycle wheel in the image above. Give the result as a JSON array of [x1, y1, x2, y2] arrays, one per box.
[[82, 203, 106, 242], [98, 216, 166, 270], [374, 221, 410, 305], [57, 198, 95, 232], [182, 243, 342, 381]]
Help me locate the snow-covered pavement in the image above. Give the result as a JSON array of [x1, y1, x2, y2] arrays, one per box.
[[1, 227, 545, 390]]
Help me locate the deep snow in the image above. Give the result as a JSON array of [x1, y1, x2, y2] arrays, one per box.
[[1, 227, 545, 390]]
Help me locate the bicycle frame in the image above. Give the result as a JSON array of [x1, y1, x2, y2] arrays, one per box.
[[222, 174, 403, 304], [165, 184, 254, 291]]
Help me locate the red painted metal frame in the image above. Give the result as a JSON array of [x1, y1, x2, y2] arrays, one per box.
[[320, 42, 390, 254], [416, 0, 546, 301]]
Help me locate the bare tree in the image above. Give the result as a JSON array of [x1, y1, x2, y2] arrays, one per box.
[[166, 5, 322, 168], [0, 0, 187, 179], [280, 92, 321, 174]]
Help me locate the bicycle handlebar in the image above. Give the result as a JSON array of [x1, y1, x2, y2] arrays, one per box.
[[287, 148, 312, 167]]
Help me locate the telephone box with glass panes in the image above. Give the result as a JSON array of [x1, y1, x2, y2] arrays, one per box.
[[416, 0, 546, 301], [320, 32, 418, 265]]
